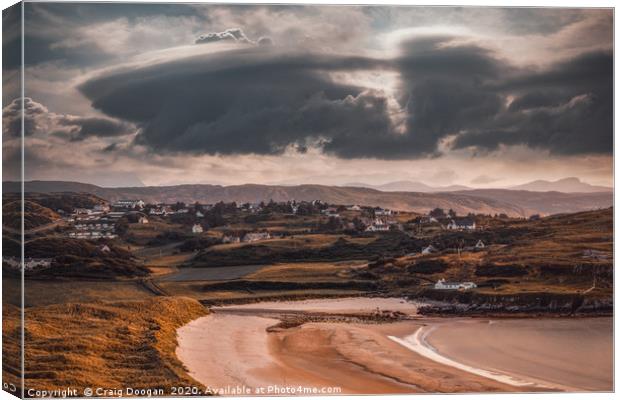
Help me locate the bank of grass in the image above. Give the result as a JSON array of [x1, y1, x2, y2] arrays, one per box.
[[3, 297, 207, 394]]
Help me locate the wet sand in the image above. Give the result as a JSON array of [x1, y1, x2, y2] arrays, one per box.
[[176, 298, 612, 395], [419, 318, 613, 391]]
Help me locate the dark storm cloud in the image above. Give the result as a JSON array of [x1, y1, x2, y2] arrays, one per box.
[[79, 47, 394, 157], [58, 116, 134, 140], [452, 50, 613, 155], [78, 35, 612, 159]]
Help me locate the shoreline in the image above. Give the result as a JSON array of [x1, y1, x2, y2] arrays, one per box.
[[175, 297, 611, 394], [387, 327, 559, 390]]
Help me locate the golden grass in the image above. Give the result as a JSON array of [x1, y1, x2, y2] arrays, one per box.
[[146, 252, 195, 267], [3, 297, 207, 393], [19, 280, 154, 307], [207, 233, 344, 253], [245, 262, 351, 281]]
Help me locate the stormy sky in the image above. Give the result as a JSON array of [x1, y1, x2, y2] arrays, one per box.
[[2, 4, 613, 188]]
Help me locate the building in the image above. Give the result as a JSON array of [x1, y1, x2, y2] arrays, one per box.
[[243, 232, 271, 242], [192, 224, 204, 234], [365, 218, 390, 232], [113, 199, 145, 209], [375, 208, 392, 216], [475, 240, 485, 249], [322, 207, 340, 218], [446, 218, 476, 230], [149, 206, 174, 215], [196, 210, 204, 218], [106, 211, 127, 219], [98, 244, 111, 253], [421, 245, 437, 255], [347, 205, 361, 211], [139, 216, 149, 224], [4, 257, 53, 272], [222, 235, 240, 244], [434, 279, 477, 290]]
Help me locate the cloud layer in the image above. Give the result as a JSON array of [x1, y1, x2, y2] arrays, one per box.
[[2, 97, 134, 140], [78, 35, 612, 159], [2, 4, 613, 187]]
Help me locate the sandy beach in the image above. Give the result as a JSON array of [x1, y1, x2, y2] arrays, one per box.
[[176, 298, 613, 395], [419, 318, 613, 391]]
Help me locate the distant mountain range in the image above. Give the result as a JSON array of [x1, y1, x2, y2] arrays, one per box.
[[3, 180, 613, 217], [345, 177, 611, 193], [343, 181, 471, 192], [509, 177, 612, 193]]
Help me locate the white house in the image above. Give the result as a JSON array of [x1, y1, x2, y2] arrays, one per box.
[[446, 218, 476, 231], [475, 240, 485, 249], [113, 199, 145, 209], [196, 210, 204, 218], [421, 245, 437, 255], [365, 218, 390, 232], [139, 216, 149, 224], [243, 232, 271, 242], [23, 258, 53, 271], [99, 244, 111, 253], [322, 207, 340, 217], [434, 279, 477, 290], [375, 208, 392, 216], [347, 205, 362, 211], [107, 211, 128, 219], [192, 224, 204, 234], [222, 235, 240, 244]]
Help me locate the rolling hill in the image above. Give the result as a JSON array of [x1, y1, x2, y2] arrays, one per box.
[[509, 177, 612, 193], [3, 180, 613, 217], [344, 180, 471, 192]]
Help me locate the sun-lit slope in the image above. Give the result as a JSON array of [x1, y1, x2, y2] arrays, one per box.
[[3, 297, 207, 393]]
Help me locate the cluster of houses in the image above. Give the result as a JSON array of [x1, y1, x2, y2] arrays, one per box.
[[414, 213, 478, 231], [3, 257, 53, 272], [434, 278, 477, 290], [365, 217, 392, 232], [221, 231, 272, 243], [446, 218, 476, 230], [67, 204, 122, 239], [112, 199, 145, 209], [150, 205, 194, 216]]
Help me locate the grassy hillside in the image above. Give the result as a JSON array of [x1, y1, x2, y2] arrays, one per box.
[[3, 297, 207, 394], [360, 208, 613, 301], [3, 200, 60, 230], [2, 237, 151, 278]]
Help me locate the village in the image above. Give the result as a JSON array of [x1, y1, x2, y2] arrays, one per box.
[[4, 194, 520, 291], [62, 198, 484, 241]]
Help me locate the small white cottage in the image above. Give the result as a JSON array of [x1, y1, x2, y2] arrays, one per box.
[[434, 279, 477, 290], [421, 245, 437, 255]]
